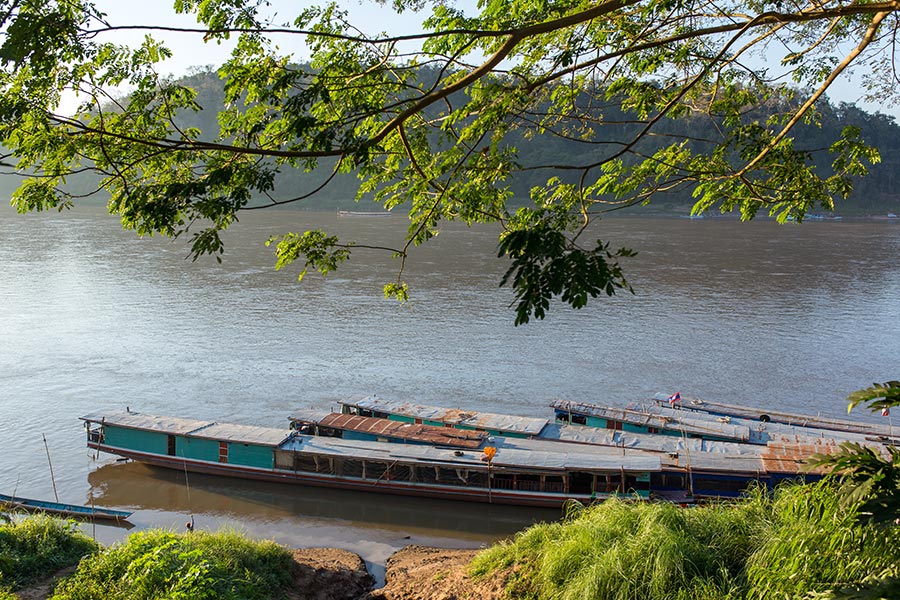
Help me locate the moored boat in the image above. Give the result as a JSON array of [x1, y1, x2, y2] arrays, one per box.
[[295, 408, 841, 499], [647, 392, 900, 442], [0, 493, 133, 524], [81, 411, 660, 508]]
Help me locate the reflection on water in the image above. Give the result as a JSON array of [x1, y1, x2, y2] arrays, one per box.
[[85, 461, 557, 580], [87, 461, 557, 538]]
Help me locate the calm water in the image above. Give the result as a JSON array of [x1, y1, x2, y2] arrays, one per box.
[[2, 207, 899, 573]]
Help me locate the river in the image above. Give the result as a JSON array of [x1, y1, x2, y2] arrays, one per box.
[[2, 206, 899, 576]]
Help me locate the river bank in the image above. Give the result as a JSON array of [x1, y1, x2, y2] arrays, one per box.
[[14, 545, 491, 600], [8, 480, 900, 599]]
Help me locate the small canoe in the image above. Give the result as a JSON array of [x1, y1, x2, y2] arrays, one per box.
[[0, 493, 133, 523]]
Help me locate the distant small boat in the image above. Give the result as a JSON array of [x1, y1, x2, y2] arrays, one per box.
[[337, 210, 391, 217], [0, 493, 133, 524]]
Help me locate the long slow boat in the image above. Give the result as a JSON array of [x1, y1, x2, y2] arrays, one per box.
[[646, 392, 900, 442], [549, 399, 888, 446], [0, 492, 133, 524], [291, 408, 841, 499], [81, 411, 661, 507], [83, 392, 886, 507]]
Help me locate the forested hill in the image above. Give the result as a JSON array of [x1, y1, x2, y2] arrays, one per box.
[[4, 67, 899, 215]]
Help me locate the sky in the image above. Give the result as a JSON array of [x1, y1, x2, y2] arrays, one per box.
[[85, 0, 898, 119]]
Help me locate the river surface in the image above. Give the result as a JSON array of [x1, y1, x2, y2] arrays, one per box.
[[2, 206, 899, 575]]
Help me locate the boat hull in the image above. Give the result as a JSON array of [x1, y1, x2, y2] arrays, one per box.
[[0, 493, 132, 524], [88, 442, 595, 509]]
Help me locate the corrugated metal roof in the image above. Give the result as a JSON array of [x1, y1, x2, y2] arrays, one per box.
[[341, 395, 548, 436], [81, 411, 212, 435], [190, 423, 292, 446], [295, 413, 486, 449], [539, 423, 766, 456], [646, 404, 879, 446], [279, 433, 663, 473], [81, 412, 292, 447], [649, 392, 900, 440], [549, 399, 752, 441]]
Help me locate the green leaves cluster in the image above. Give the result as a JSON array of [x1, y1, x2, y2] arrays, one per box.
[[50, 529, 294, 600], [0, 0, 894, 321], [0, 515, 99, 592]]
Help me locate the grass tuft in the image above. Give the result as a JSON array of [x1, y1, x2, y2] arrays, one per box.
[[49, 528, 295, 600], [0, 515, 99, 591], [471, 481, 900, 600]]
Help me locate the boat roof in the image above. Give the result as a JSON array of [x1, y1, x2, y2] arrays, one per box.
[[339, 395, 549, 436], [279, 433, 663, 473], [644, 404, 880, 446], [290, 410, 486, 449], [650, 392, 899, 440], [81, 411, 293, 447], [539, 422, 762, 455], [549, 399, 752, 442]]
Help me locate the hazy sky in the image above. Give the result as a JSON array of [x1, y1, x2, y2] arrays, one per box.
[[88, 0, 897, 119]]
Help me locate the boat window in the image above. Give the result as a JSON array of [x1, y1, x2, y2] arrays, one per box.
[[437, 467, 466, 486], [624, 475, 650, 491], [295, 454, 319, 473], [416, 466, 437, 483], [274, 450, 294, 470], [651, 473, 685, 489], [516, 474, 541, 492], [596, 473, 622, 493], [606, 420, 622, 431], [543, 475, 565, 493], [167, 435, 176, 457], [693, 477, 748, 495], [569, 471, 594, 494], [468, 471, 489, 488], [365, 461, 388, 480], [338, 459, 363, 478], [572, 415, 587, 425], [391, 464, 412, 482], [492, 473, 515, 490]]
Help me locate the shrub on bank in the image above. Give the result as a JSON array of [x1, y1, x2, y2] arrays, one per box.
[[0, 515, 99, 591], [470, 480, 900, 600], [49, 529, 295, 600]]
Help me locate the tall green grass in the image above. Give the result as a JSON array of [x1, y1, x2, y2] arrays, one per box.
[[49, 529, 295, 600], [0, 515, 99, 591], [471, 481, 900, 600], [745, 483, 900, 600]]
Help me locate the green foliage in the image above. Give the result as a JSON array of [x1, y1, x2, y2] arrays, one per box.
[[266, 230, 353, 281], [809, 443, 900, 528], [847, 381, 900, 415], [470, 482, 900, 600], [0, 0, 896, 322], [49, 529, 294, 600], [0, 515, 99, 591], [498, 212, 636, 325], [471, 494, 759, 599], [744, 482, 900, 600]]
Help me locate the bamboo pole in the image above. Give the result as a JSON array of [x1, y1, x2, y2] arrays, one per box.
[[43, 434, 59, 503]]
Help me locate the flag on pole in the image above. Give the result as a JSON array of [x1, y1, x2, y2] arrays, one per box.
[[883, 406, 891, 417], [668, 392, 681, 405]]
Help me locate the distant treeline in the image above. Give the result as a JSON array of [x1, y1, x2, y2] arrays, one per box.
[[4, 65, 899, 215]]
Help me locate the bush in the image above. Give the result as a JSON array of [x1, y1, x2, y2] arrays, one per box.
[[471, 495, 756, 600], [470, 481, 900, 600], [50, 529, 295, 600], [0, 515, 99, 591]]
